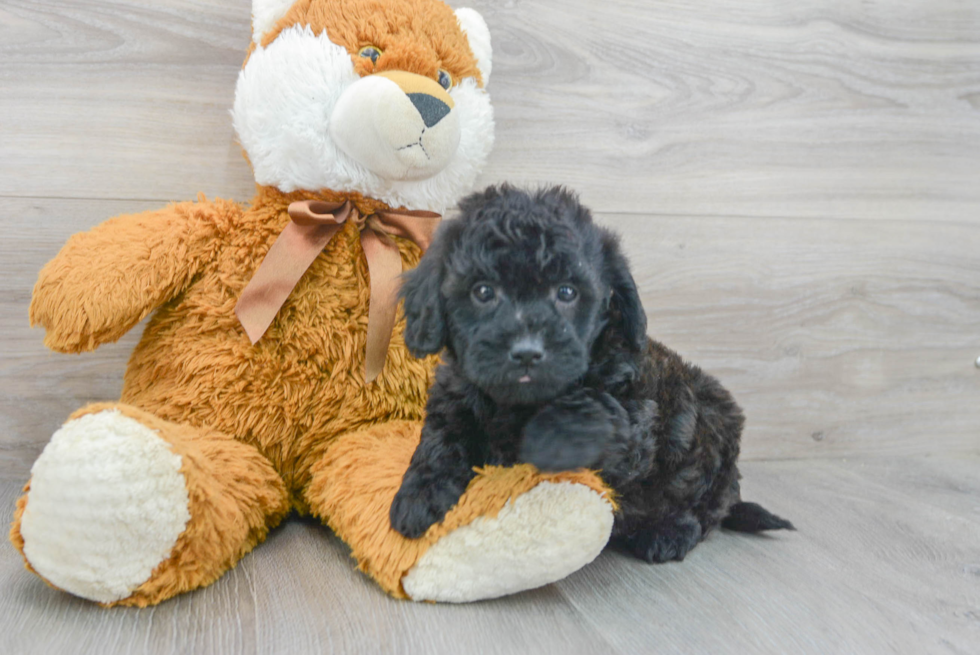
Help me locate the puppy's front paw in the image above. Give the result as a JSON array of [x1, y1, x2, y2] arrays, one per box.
[[520, 401, 612, 472], [390, 479, 465, 539]]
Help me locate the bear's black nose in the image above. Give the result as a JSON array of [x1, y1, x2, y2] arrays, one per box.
[[509, 337, 545, 366], [407, 93, 451, 128]]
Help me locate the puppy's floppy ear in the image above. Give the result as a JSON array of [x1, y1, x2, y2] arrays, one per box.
[[601, 231, 648, 352], [399, 221, 461, 357]]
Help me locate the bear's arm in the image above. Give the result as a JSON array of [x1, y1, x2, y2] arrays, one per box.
[[30, 197, 242, 353]]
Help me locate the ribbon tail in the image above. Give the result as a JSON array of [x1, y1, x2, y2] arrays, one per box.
[[236, 221, 343, 343], [361, 229, 404, 383], [374, 209, 442, 252]]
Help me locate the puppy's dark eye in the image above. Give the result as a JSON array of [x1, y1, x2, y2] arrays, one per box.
[[472, 283, 495, 304], [358, 45, 382, 65], [556, 285, 578, 303], [438, 70, 452, 90]]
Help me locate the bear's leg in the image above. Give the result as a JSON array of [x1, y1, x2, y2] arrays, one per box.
[[10, 403, 289, 607], [303, 420, 616, 602]]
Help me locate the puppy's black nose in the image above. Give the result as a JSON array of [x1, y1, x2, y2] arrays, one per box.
[[509, 337, 545, 366]]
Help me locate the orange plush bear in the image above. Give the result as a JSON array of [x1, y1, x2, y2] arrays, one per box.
[[11, 0, 615, 606]]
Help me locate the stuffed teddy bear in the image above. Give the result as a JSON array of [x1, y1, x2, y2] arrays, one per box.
[[10, 0, 616, 607]]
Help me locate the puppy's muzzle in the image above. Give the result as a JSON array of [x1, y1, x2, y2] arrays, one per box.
[[509, 335, 546, 367]]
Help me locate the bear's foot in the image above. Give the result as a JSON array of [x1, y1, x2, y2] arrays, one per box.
[[16, 409, 191, 603], [306, 421, 615, 603], [12, 403, 289, 606], [402, 479, 613, 602]]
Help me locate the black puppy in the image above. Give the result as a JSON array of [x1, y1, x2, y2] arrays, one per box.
[[390, 185, 793, 562]]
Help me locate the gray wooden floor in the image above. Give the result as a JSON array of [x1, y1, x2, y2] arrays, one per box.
[[2, 457, 978, 654], [1, 0, 978, 653]]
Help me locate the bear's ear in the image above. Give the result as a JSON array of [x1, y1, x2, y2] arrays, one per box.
[[399, 221, 463, 358], [455, 8, 492, 85], [252, 0, 296, 45], [600, 231, 648, 352]]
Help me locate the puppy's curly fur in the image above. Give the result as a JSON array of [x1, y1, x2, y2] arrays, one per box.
[[390, 185, 793, 562]]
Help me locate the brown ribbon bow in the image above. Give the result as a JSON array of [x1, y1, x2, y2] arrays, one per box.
[[234, 200, 441, 382]]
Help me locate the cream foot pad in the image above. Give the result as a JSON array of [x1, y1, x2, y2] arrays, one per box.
[[20, 410, 191, 603], [402, 481, 614, 602]]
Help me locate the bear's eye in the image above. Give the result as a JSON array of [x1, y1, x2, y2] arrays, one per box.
[[556, 285, 578, 303], [358, 46, 382, 65], [438, 69, 452, 90], [472, 283, 495, 304]]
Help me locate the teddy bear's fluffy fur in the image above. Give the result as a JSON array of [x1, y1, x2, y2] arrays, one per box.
[[391, 186, 793, 560]]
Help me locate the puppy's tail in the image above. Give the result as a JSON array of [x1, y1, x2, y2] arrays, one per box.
[[721, 501, 795, 533]]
